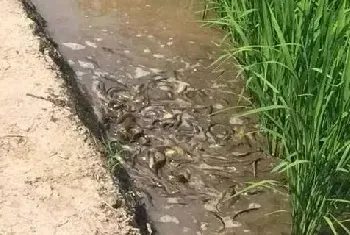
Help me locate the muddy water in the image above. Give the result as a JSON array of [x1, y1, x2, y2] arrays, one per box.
[[29, 0, 291, 234]]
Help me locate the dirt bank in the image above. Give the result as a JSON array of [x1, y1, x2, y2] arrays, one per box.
[[0, 0, 139, 234]]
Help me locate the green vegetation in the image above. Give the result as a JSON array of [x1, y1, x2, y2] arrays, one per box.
[[205, 0, 350, 234], [103, 140, 126, 172]]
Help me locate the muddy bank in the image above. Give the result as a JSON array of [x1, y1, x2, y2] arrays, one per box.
[[19, 0, 149, 233], [21, 0, 291, 234]]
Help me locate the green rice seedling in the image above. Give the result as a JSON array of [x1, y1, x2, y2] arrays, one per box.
[[205, 0, 350, 234], [103, 140, 126, 172]]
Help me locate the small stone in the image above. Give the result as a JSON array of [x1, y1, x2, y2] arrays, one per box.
[[200, 223, 208, 231], [204, 203, 215, 211], [214, 103, 224, 109], [229, 116, 243, 125], [143, 48, 151, 53], [167, 41, 173, 46]]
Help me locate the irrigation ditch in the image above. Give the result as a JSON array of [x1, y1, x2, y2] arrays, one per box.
[[19, 0, 292, 234]]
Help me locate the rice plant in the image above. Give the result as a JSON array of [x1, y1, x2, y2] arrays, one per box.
[[205, 0, 350, 234], [104, 140, 126, 172]]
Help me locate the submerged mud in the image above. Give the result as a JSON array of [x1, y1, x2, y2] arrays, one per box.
[[23, 0, 291, 234]]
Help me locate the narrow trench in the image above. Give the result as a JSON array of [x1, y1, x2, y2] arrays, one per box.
[[20, 0, 291, 234]]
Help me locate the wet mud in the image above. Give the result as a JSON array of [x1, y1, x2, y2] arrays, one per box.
[[23, 0, 291, 234]]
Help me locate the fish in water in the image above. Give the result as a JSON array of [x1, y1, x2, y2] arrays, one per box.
[[91, 80, 110, 127]]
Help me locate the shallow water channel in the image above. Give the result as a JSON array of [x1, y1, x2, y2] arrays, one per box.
[[28, 0, 291, 234]]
